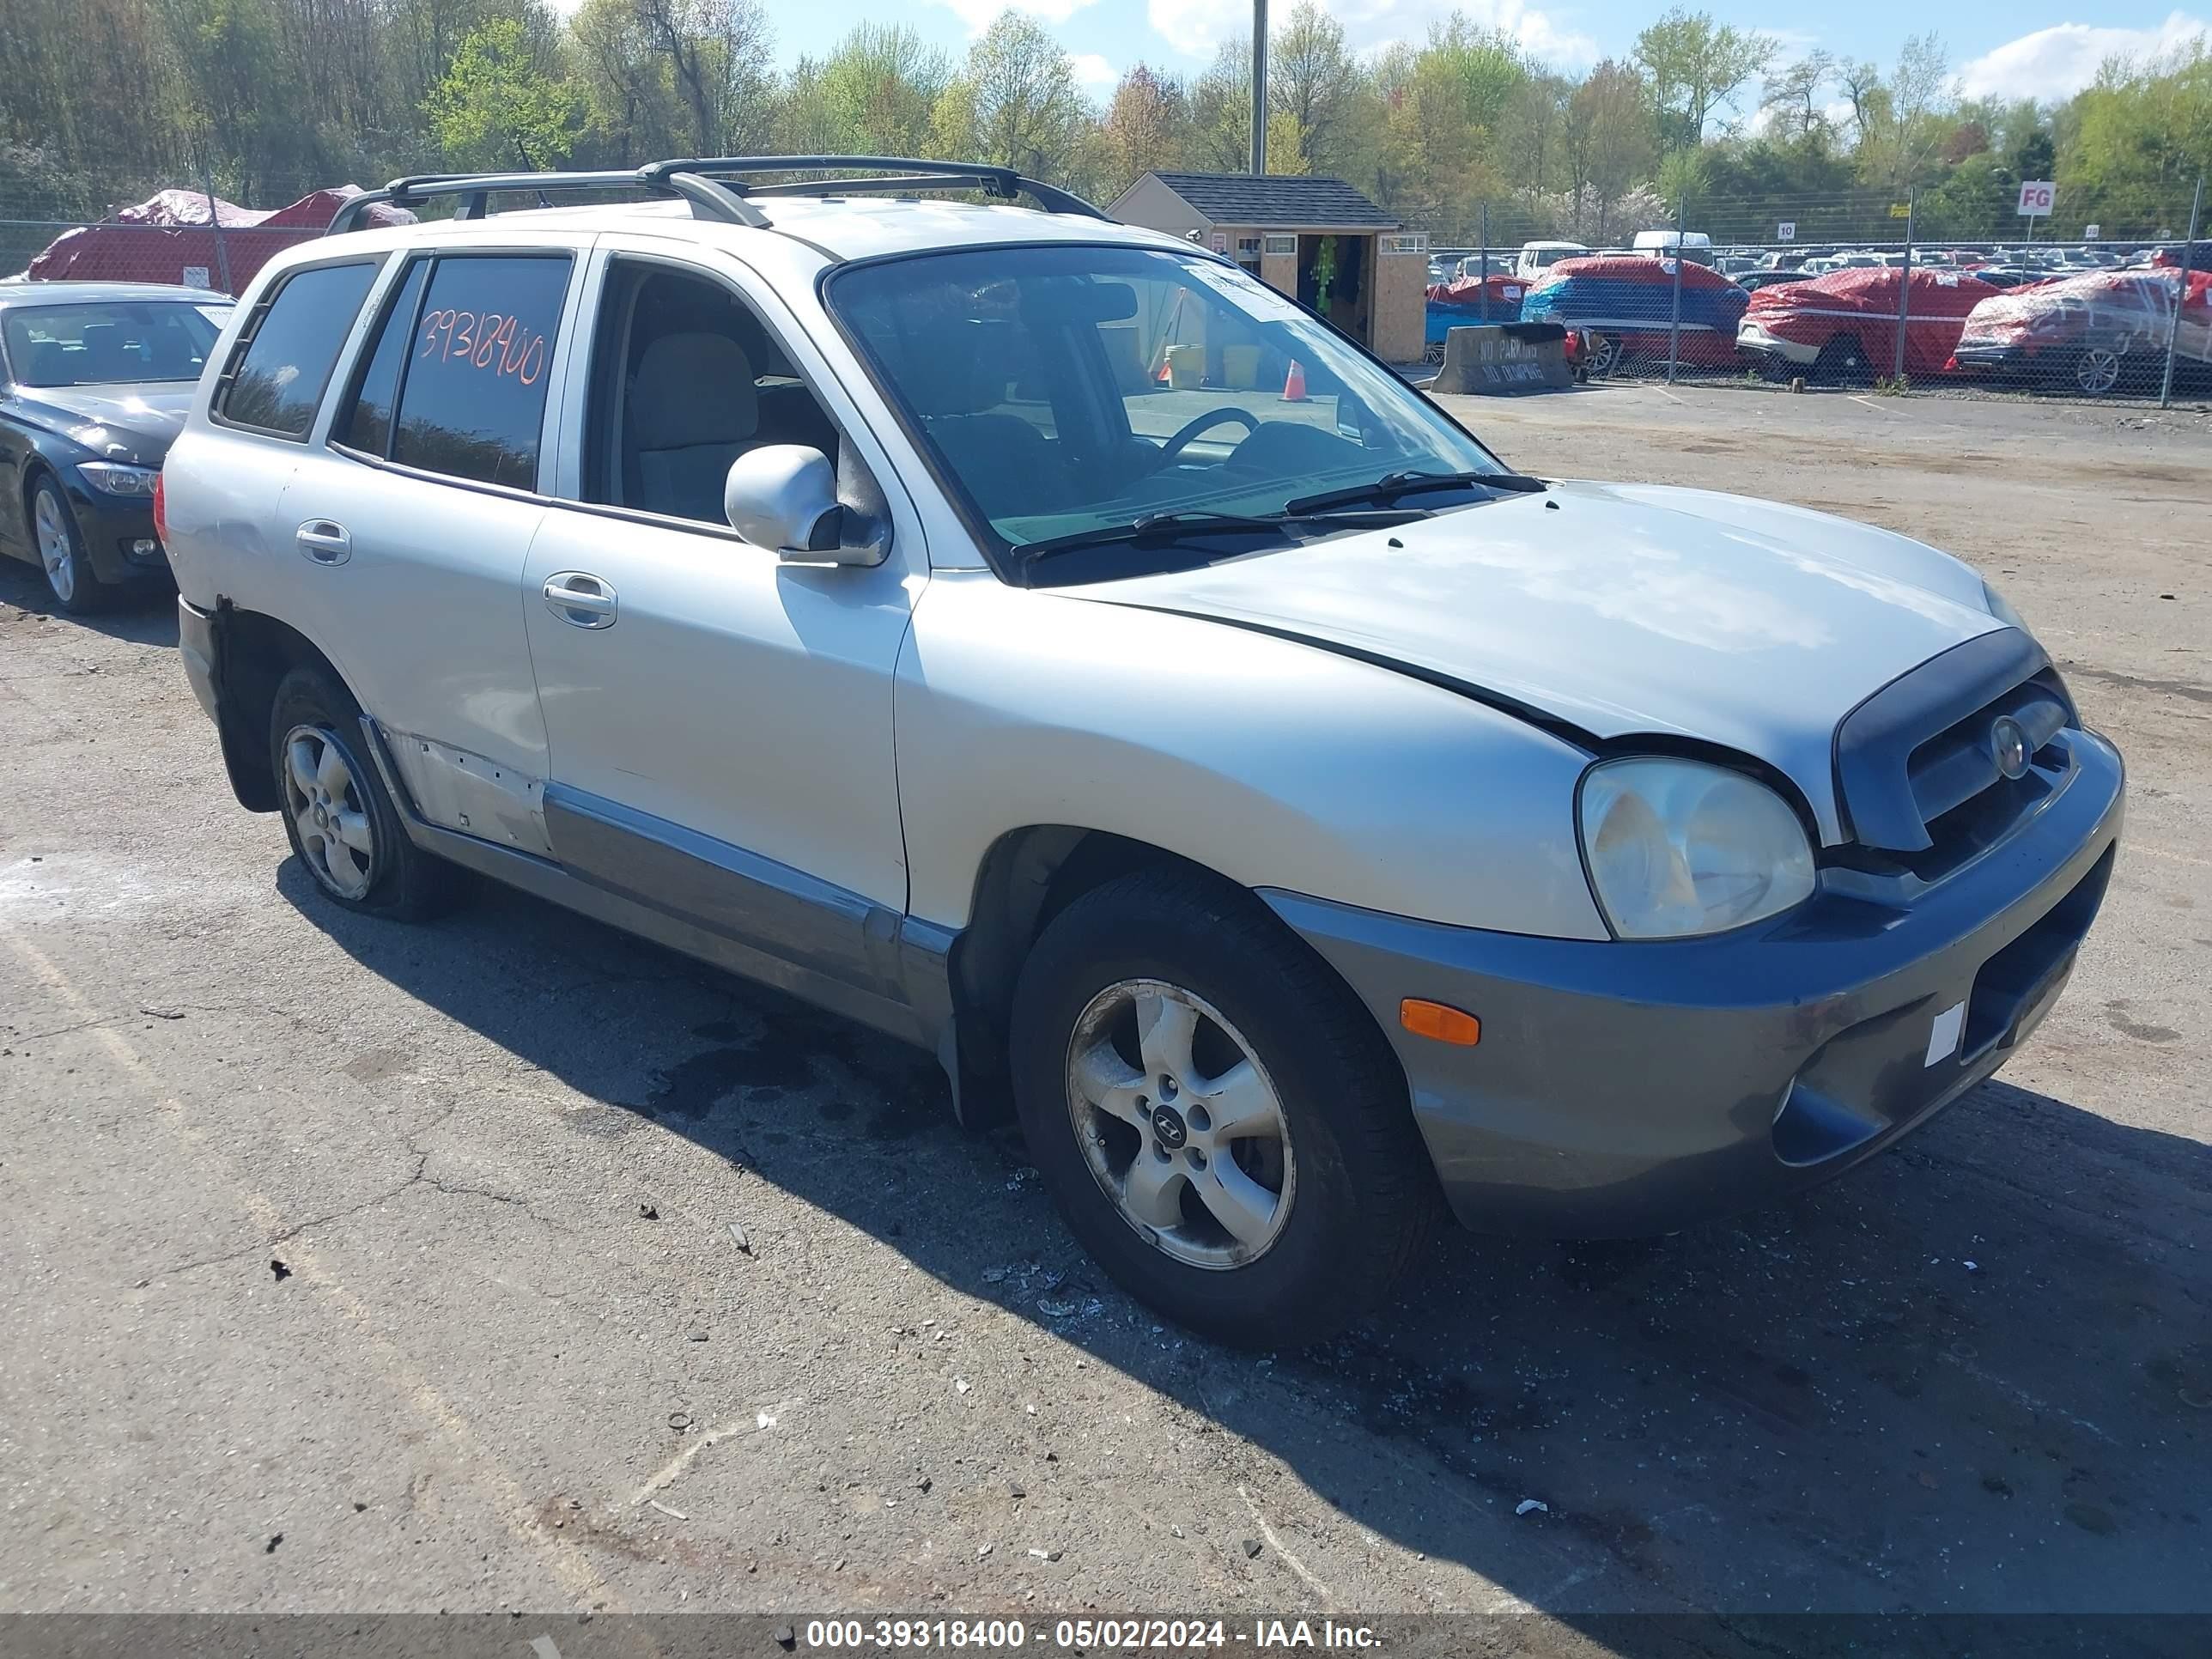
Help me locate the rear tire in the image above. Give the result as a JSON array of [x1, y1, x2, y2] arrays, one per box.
[[1010, 867, 1437, 1348], [28, 476, 111, 615], [269, 665, 466, 921]]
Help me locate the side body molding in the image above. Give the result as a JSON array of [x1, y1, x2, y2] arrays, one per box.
[[359, 720, 955, 1056]]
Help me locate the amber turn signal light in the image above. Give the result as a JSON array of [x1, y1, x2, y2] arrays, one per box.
[[1400, 999, 1480, 1046]]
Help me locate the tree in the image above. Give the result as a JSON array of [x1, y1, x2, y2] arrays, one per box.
[[1635, 9, 1775, 154], [810, 23, 951, 155], [628, 0, 775, 155], [1100, 65, 1191, 191], [1561, 58, 1655, 238], [426, 15, 580, 169], [1188, 39, 1259, 173], [1268, 2, 1364, 175], [1763, 51, 1836, 145], [1853, 33, 1954, 191], [938, 11, 1084, 182]]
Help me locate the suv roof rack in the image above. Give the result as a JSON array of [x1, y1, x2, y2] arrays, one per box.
[[325, 156, 1109, 237]]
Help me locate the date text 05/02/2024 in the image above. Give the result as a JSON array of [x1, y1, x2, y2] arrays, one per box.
[[800, 1618, 1383, 1650]]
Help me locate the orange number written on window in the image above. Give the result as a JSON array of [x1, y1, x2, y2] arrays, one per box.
[[417, 308, 548, 386]]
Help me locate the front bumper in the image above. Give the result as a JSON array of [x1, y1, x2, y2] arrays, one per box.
[[1264, 728, 2124, 1238], [1735, 322, 1820, 366], [64, 477, 167, 584]]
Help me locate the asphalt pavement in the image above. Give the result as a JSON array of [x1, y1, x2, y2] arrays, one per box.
[[1, 385, 2206, 1640]]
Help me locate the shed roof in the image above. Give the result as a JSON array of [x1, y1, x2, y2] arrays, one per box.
[[1121, 172, 1400, 230]]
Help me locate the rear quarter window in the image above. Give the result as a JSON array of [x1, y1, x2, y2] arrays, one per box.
[[214, 262, 379, 438]]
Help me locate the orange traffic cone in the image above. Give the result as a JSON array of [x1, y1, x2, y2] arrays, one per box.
[[1155, 354, 1173, 385], [1279, 359, 1310, 402]]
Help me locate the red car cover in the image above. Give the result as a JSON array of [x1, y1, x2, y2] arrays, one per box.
[[1743, 265, 2002, 377], [26, 186, 414, 295], [1953, 267, 2212, 374], [1425, 272, 1532, 312]]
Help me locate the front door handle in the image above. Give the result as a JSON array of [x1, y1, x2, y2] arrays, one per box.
[[296, 520, 351, 565], [543, 571, 617, 629]]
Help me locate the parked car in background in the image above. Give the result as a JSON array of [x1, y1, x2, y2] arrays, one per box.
[[1736, 266, 2002, 383], [1632, 229, 1715, 265], [1951, 265, 2212, 395], [1521, 252, 1748, 374], [1734, 268, 1816, 293], [0, 282, 231, 611], [1513, 240, 1589, 281]]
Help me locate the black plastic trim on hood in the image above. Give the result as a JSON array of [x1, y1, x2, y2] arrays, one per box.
[[1086, 598, 1603, 753]]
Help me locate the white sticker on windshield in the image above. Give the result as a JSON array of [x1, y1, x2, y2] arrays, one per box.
[[1183, 259, 1310, 325]]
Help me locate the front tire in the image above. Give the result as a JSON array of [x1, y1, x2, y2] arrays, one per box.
[[1813, 333, 1869, 386], [269, 665, 465, 921], [1010, 868, 1437, 1348], [29, 476, 110, 615]]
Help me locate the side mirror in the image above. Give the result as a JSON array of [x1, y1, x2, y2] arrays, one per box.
[[724, 445, 884, 566]]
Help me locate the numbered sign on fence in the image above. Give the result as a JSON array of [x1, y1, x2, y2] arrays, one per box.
[[1776, 222, 1796, 242], [2017, 180, 2056, 217]]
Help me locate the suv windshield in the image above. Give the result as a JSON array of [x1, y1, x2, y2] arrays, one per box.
[[828, 246, 1506, 568], [3, 301, 226, 387]]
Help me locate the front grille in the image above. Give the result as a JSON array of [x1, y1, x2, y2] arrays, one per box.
[[1832, 630, 2078, 881]]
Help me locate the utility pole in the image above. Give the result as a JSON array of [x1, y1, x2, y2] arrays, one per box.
[[1250, 0, 1268, 176], [1893, 188, 1916, 386]]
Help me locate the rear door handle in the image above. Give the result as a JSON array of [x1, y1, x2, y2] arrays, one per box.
[[543, 571, 617, 629], [295, 520, 350, 565]]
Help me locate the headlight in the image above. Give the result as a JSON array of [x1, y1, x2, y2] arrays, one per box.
[[1578, 757, 1816, 939], [1982, 579, 2028, 632], [77, 461, 160, 496]]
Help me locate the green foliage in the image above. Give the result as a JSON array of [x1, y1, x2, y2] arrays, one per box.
[[940, 10, 1085, 179], [2, 0, 2204, 258], [427, 16, 580, 169], [1636, 8, 1774, 152]]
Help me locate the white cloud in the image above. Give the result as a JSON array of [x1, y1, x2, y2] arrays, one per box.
[[1070, 51, 1119, 86], [1146, 0, 1595, 67], [929, 0, 1102, 35], [1957, 10, 2209, 101]]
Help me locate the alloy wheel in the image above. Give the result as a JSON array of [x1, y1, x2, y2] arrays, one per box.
[[33, 488, 75, 605], [1064, 979, 1296, 1270], [281, 724, 376, 900], [2075, 346, 2123, 395], [1586, 334, 1620, 377]]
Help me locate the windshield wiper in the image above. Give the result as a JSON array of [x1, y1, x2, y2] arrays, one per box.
[[1016, 507, 1416, 568], [1283, 469, 1547, 516]]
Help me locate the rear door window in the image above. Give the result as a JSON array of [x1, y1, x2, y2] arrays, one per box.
[[385, 254, 572, 490], [215, 261, 380, 437]]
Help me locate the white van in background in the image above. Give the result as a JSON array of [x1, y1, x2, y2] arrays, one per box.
[[1632, 230, 1714, 266]]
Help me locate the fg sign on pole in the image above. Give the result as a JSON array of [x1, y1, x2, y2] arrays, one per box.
[[1776, 221, 1796, 242], [2017, 180, 2056, 216]]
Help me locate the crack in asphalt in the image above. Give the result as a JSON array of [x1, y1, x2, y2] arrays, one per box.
[[138, 1141, 567, 1283]]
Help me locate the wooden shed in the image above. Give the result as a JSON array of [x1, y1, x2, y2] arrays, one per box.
[[1108, 171, 1428, 365]]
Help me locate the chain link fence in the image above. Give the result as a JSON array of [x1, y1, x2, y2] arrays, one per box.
[[1419, 181, 2209, 407]]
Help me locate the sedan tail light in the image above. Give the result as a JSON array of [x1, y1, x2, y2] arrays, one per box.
[[152, 471, 167, 547]]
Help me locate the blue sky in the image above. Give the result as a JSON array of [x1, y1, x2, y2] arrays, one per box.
[[744, 0, 2210, 114]]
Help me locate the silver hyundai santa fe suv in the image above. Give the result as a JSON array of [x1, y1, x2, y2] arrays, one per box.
[[162, 159, 2124, 1346]]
